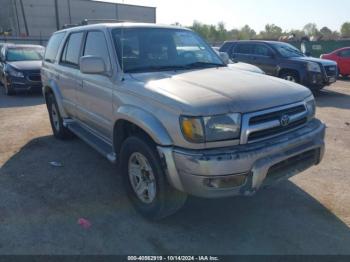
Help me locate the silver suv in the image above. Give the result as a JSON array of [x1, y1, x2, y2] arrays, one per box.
[[41, 23, 325, 220]]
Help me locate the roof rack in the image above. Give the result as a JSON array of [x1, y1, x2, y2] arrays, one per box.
[[80, 19, 133, 25], [61, 19, 135, 29]]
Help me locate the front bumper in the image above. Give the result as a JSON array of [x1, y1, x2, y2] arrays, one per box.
[[5, 74, 42, 92], [158, 119, 325, 198], [302, 71, 337, 89]]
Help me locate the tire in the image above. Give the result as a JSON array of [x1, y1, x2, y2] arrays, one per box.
[[120, 136, 187, 220], [4, 82, 15, 96], [46, 92, 74, 139], [280, 71, 299, 83]]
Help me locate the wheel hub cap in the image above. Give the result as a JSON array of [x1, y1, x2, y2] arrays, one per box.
[[128, 152, 157, 204]]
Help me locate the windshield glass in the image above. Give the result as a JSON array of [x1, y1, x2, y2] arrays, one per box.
[[6, 47, 44, 62], [111, 28, 225, 73], [271, 42, 304, 58]]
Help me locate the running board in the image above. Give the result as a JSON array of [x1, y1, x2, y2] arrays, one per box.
[[64, 120, 117, 163]]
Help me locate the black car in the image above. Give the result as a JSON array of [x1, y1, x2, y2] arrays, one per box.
[[220, 40, 338, 90], [0, 44, 45, 95]]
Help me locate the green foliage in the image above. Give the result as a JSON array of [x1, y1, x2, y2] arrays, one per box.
[[189, 21, 344, 43], [341, 22, 350, 38]]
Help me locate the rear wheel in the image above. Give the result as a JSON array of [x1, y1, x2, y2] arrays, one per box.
[[47, 92, 74, 139], [280, 71, 299, 83], [120, 136, 187, 220]]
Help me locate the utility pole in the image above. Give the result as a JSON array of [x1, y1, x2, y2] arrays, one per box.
[[18, 0, 29, 36], [54, 0, 60, 30]]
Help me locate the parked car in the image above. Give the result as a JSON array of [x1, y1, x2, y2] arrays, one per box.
[[0, 44, 45, 95], [220, 40, 338, 90], [321, 47, 350, 78], [217, 50, 265, 74], [41, 23, 325, 220]]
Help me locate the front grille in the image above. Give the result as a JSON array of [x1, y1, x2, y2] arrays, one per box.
[[249, 118, 307, 141], [27, 74, 41, 82], [324, 65, 337, 77], [241, 103, 308, 144], [249, 105, 305, 125]]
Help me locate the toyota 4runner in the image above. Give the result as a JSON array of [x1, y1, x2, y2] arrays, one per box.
[[41, 23, 325, 220]]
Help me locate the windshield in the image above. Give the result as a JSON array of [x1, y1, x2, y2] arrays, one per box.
[[6, 47, 44, 62], [111, 28, 225, 73], [271, 42, 305, 58]]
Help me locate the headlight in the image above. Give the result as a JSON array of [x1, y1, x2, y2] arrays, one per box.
[[180, 113, 241, 143], [6, 66, 24, 78], [305, 96, 316, 120], [306, 62, 321, 73], [204, 113, 241, 142], [180, 116, 204, 143]]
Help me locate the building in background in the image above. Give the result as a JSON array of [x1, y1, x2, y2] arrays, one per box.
[[0, 0, 156, 38]]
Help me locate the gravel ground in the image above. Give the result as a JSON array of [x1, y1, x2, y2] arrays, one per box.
[[0, 80, 349, 255]]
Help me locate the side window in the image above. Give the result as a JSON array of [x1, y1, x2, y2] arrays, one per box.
[[61, 32, 84, 66], [83, 31, 111, 71], [220, 42, 234, 53], [44, 32, 66, 63], [339, 50, 350, 58], [235, 43, 253, 55], [254, 44, 271, 57]]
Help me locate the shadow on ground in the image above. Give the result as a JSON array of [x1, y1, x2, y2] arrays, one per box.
[[314, 88, 350, 110], [0, 135, 349, 255], [0, 88, 44, 109]]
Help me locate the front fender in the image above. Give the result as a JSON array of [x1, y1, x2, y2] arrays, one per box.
[[43, 79, 68, 118], [115, 105, 173, 146]]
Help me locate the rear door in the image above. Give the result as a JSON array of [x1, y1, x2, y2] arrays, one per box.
[[232, 43, 256, 65], [76, 30, 114, 139], [57, 31, 85, 117], [251, 43, 278, 75]]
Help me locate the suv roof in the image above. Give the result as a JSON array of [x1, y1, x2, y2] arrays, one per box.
[[223, 40, 282, 45], [55, 23, 190, 35]]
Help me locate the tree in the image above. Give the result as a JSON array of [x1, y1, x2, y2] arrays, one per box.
[[239, 25, 256, 40], [341, 22, 350, 38], [303, 23, 318, 36], [320, 26, 332, 39], [259, 24, 283, 39]]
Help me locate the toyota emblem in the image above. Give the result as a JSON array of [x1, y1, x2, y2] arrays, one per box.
[[280, 115, 290, 127]]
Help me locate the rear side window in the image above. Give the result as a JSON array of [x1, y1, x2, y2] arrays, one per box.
[[235, 43, 254, 55], [83, 31, 111, 71], [339, 49, 350, 58], [44, 32, 66, 63], [220, 42, 235, 53], [61, 32, 84, 66]]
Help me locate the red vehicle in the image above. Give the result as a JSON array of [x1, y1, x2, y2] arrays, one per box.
[[321, 47, 350, 77]]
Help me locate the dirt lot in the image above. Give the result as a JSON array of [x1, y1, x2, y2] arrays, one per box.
[[0, 81, 349, 255]]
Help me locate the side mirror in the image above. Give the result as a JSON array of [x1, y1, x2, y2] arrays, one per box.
[[219, 52, 230, 65], [80, 56, 106, 75]]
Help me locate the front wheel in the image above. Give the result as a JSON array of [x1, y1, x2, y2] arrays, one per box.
[[280, 71, 299, 83], [47, 93, 74, 139], [4, 82, 15, 96], [120, 136, 187, 220]]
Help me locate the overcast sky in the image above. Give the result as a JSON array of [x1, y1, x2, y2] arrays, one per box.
[[97, 0, 350, 32]]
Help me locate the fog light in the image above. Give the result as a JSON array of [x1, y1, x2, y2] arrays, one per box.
[[204, 174, 247, 189]]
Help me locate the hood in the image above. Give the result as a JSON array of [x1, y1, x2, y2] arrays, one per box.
[[290, 56, 337, 66], [228, 62, 265, 74], [6, 60, 42, 71], [129, 67, 311, 116]]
